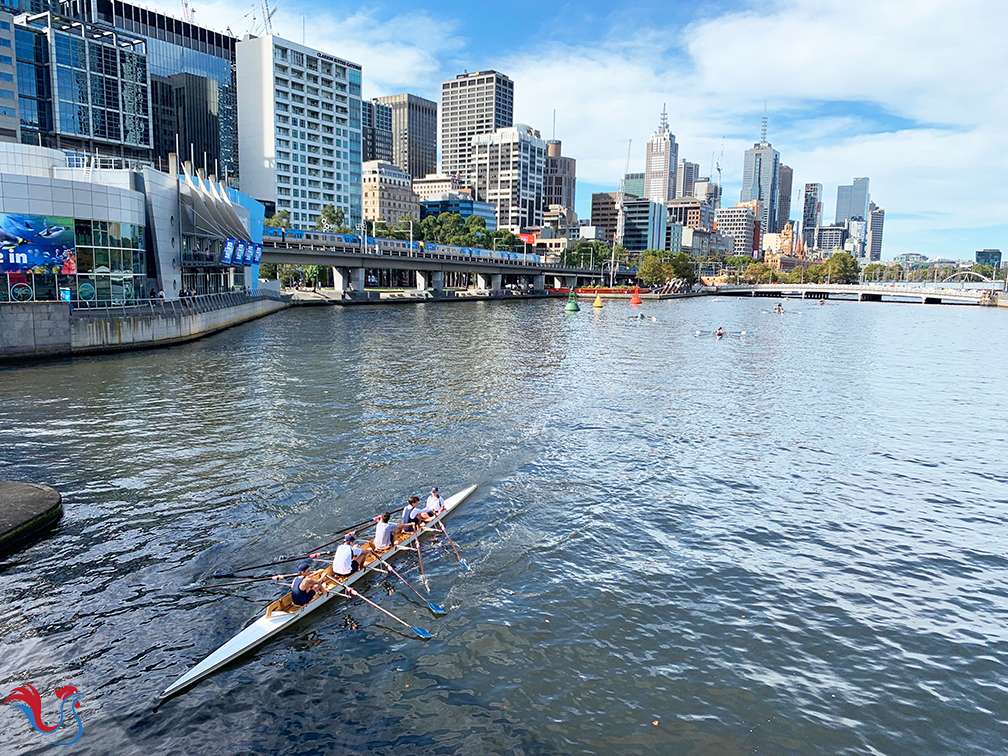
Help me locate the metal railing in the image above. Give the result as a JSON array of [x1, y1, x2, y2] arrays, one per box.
[[69, 290, 288, 318]]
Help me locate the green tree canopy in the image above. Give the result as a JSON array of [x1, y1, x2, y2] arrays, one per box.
[[825, 251, 860, 283], [636, 255, 666, 285], [264, 209, 291, 228]]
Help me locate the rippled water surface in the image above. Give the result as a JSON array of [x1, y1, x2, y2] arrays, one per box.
[[1, 297, 1007, 755]]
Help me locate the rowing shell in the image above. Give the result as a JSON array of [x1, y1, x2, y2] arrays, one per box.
[[159, 484, 478, 700]]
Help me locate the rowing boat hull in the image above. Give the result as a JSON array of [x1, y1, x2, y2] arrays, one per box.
[[159, 483, 477, 700]]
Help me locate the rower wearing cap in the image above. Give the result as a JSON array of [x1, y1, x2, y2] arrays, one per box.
[[283, 561, 325, 607], [332, 533, 373, 577], [426, 486, 445, 515], [374, 511, 404, 551]]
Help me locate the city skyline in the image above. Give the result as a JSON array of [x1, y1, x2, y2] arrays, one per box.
[[121, 0, 1005, 258]]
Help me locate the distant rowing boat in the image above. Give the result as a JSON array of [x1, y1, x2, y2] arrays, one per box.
[[159, 484, 478, 700]]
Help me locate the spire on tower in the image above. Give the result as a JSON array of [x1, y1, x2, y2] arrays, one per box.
[[760, 102, 768, 144], [660, 104, 668, 131]]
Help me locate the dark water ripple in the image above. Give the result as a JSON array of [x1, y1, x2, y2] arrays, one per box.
[[1, 297, 1007, 755]]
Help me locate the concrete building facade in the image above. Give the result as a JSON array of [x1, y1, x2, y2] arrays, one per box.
[[361, 160, 419, 225], [236, 34, 361, 228], [715, 206, 757, 255], [867, 202, 884, 262], [471, 123, 544, 233], [815, 224, 848, 252], [590, 192, 619, 244], [420, 191, 495, 230], [440, 70, 512, 182], [644, 107, 677, 203], [667, 197, 715, 231], [675, 160, 699, 199], [544, 139, 575, 211], [412, 173, 465, 201], [777, 164, 792, 231], [374, 93, 437, 180]]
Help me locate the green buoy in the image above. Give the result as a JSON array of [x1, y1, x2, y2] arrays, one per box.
[[564, 289, 580, 312]]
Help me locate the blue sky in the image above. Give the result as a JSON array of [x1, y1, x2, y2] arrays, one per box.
[[186, 0, 1007, 261]]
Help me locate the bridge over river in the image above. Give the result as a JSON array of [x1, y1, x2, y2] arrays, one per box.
[[715, 283, 999, 306], [262, 236, 602, 293]]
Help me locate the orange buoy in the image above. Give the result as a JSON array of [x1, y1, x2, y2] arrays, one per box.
[[593, 294, 603, 308], [629, 285, 642, 306]]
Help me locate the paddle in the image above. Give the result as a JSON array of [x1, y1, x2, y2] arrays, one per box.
[[373, 554, 445, 614], [182, 572, 298, 592], [342, 586, 433, 639], [213, 517, 380, 578], [435, 520, 469, 570]]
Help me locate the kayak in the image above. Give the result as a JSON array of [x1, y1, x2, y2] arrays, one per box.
[[159, 484, 478, 700]]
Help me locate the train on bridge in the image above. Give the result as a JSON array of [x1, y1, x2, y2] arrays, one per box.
[[263, 227, 542, 264]]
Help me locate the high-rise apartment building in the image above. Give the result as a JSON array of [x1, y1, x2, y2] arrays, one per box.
[[67, 0, 239, 181], [802, 182, 822, 249], [14, 13, 152, 160], [236, 35, 362, 228], [471, 123, 544, 233], [620, 198, 666, 252], [544, 139, 576, 211], [740, 117, 780, 234], [816, 225, 848, 252], [440, 70, 513, 182], [361, 160, 418, 225], [644, 107, 677, 203], [836, 177, 869, 223], [777, 164, 792, 230], [374, 93, 436, 180], [361, 99, 393, 163], [667, 197, 715, 231], [867, 202, 884, 262], [591, 192, 619, 244], [676, 160, 699, 198]]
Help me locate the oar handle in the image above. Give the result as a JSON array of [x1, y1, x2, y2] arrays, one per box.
[[309, 517, 381, 552], [184, 572, 298, 592]]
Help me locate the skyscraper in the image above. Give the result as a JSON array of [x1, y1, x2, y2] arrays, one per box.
[[544, 139, 576, 210], [361, 100, 393, 163], [867, 202, 885, 262], [836, 177, 870, 223], [374, 93, 437, 180], [471, 124, 545, 233], [623, 172, 644, 199], [740, 116, 780, 234], [237, 35, 362, 228], [440, 70, 513, 182], [676, 160, 699, 198], [644, 106, 678, 203], [777, 165, 793, 230], [802, 182, 822, 249]]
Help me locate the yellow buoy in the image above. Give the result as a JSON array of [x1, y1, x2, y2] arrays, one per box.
[[593, 294, 603, 308]]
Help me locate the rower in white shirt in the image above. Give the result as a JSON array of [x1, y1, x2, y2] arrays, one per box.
[[373, 511, 404, 551], [426, 486, 445, 515]]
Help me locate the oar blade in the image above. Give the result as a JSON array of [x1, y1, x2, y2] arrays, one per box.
[[428, 601, 446, 615], [410, 626, 433, 640], [460, 559, 470, 571]]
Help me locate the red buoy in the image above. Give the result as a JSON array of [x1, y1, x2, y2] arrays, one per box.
[[629, 285, 643, 306]]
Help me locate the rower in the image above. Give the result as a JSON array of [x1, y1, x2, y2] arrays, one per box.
[[283, 561, 324, 607], [715, 326, 725, 338], [332, 533, 372, 577], [401, 495, 430, 531], [374, 511, 404, 551], [426, 487, 445, 515]]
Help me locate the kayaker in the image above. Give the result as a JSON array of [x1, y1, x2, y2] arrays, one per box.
[[373, 511, 404, 551], [284, 561, 324, 606], [332, 533, 372, 576]]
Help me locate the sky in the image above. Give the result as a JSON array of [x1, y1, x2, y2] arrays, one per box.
[[155, 0, 1006, 260]]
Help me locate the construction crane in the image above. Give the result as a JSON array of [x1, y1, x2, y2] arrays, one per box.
[[613, 139, 632, 286], [261, 0, 281, 34], [180, 0, 194, 23]]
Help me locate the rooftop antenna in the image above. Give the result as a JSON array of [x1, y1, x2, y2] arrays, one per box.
[[660, 103, 668, 131], [761, 102, 768, 144], [552, 109, 556, 141]]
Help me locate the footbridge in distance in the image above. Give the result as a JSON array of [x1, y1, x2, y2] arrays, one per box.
[[715, 283, 998, 306]]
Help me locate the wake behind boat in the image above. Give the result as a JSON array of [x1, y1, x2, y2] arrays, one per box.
[[159, 484, 478, 700]]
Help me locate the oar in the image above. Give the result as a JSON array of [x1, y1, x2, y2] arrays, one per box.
[[182, 572, 298, 592], [436, 520, 469, 570], [213, 517, 379, 578], [343, 586, 432, 639], [308, 517, 380, 553], [413, 526, 429, 592], [374, 554, 445, 614]]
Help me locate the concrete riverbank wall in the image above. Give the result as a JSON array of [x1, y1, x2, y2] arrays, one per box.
[[1, 296, 288, 363]]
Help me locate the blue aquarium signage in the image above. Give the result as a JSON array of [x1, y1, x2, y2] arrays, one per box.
[[235, 241, 246, 265], [221, 238, 235, 265], [0, 214, 76, 274]]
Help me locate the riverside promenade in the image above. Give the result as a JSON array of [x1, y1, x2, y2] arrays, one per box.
[[1, 292, 288, 363]]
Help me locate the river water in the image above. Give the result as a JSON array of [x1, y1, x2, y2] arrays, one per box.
[[1, 296, 1006, 755]]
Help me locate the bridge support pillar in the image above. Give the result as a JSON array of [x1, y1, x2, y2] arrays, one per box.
[[532, 274, 545, 292], [334, 267, 365, 293], [490, 273, 502, 293], [553, 275, 576, 289], [859, 292, 882, 302], [417, 270, 443, 292], [475, 273, 490, 290], [923, 296, 942, 305]]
